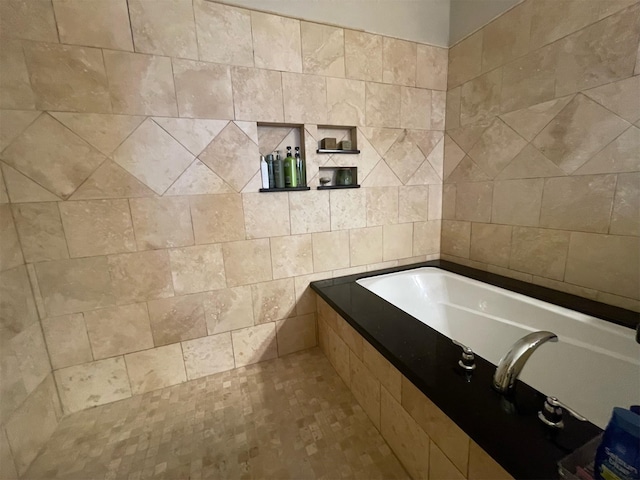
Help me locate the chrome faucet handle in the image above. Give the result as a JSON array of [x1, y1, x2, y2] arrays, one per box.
[[452, 340, 476, 371], [538, 396, 588, 428]]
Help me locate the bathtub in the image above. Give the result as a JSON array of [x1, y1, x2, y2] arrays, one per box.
[[356, 267, 640, 429]]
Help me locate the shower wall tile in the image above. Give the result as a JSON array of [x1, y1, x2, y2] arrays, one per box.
[[382, 37, 417, 87], [251, 12, 302, 73], [190, 194, 245, 245], [251, 278, 296, 324], [312, 231, 350, 272], [289, 190, 331, 235], [204, 286, 254, 335], [349, 352, 381, 428], [41, 314, 92, 370], [365, 82, 401, 128], [480, 0, 531, 73], [301, 22, 345, 77], [610, 172, 640, 236], [454, 182, 493, 222], [349, 226, 383, 267], [231, 323, 278, 367], [148, 293, 207, 346], [413, 220, 440, 256], [460, 69, 502, 126], [125, 344, 187, 395], [0, 205, 23, 271], [130, 196, 194, 250], [400, 87, 431, 130], [0, 0, 58, 43], [491, 178, 543, 227], [447, 30, 482, 89], [470, 223, 512, 268], [243, 192, 290, 239], [382, 223, 413, 261], [169, 244, 226, 295], [182, 333, 235, 380], [270, 234, 314, 279], [173, 60, 234, 119], [0, 266, 38, 343], [345, 30, 383, 82], [282, 73, 327, 124], [326, 77, 366, 126], [417, 44, 448, 91], [275, 313, 317, 356], [0, 39, 36, 109], [509, 227, 570, 281], [107, 250, 174, 305], [222, 239, 272, 287], [231, 67, 284, 122]]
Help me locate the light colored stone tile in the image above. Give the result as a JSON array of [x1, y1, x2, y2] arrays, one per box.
[[0, 205, 23, 272], [417, 44, 447, 90], [270, 234, 313, 279], [290, 190, 330, 234], [107, 250, 173, 305], [41, 313, 92, 370], [398, 186, 429, 223], [441, 220, 471, 258], [468, 119, 527, 179], [231, 323, 277, 367], [361, 341, 401, 401], [447, 156, 491, 184], [113, 119, 194, 195], [443, 135, 465, 181], [103, 50, 177, 116], [222, 239, 273, 287], [23, 43, 110, 113], [597, 291, 640, 312], [509, 227, 570, 280], [496, 145, 566, 180], [481, 1, 531, 72], [0, 39, 35, 109], [324, 317, 350, 385], [460, 69, 502, 126], [468, 440, 513, 480], [166, 160, 235, 196], [59, 200, 135, 258], [251, 278, 295, 324], [0, 266, 38, 343], [294, 272, 329, 315], [182, 332, 235, 380], [413, 220, 440, 256], [190, 194, 245, 244], [365, 82, 401, 128], [540, 175, 617, 233], [454, 182, 492, 223], [382, 37, 416, 86], [1, 164, 59, 204], [231, 67, 283, 122], [430, 441, 466, 480], [492, 178, 544, 227], [432, 90, 446, 131], [36, 257, 114, 317], [361, 160, 403, 187], [326, 77, 366, 126], [53, 0, 133, 50], [380, 387, 430, 480], [566, 232, 639, 299], [575, 126, 640, 175], [70, 161, 156, 200], [499, 96, 574, 143], [445, 86, 461, 130], [366, 186, 398, 226], [584, 76, 640, 124], [153, 118, 227, 157], [148, 293, 206, 346], [130, 196, 193, 250], [350, 226, 383, 267], [448, 30, 482, 88], [0, 0, 58, 42], [330, 188, 366, 231], [334, 314, 362, 360], [470, 223, 512, 268], [531, 275, 598, 301], [345, 30, 382, 82], [282, 72, 327, 124], [169, 244, 226, 296], [312, 230, 349, 272], [55, 357, 131, 414], [10, 320, 50, 392], [84, 303, 153, 359], [251, 11, 302, 72], [442, 184, 456, 219], [199, 122, 259, 192], [0, 110, 40, 152], [448, 118, 492, 152], [125, 344, 186, 395], [129, 0, 197, 58], [400, 87, 431, 130], [529, 0, 600, 50], [611, 172, 639, 236], [350, 351, 381, 428], [1, 114, 105, 199], [203, 286, 254, 334], [173, 59, 233, 119], [276, 313, 316, 356], [243, 192, 290, 239], [0, 428, 18, 480], [301, 22, 344, 77], [383, 223, 413, 261]]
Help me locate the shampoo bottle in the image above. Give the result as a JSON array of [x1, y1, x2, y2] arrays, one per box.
[[273, 151, 285, 188], [283, 146, 298, 187], [295, 146, 306, 186], [260, 155, 269, 189]]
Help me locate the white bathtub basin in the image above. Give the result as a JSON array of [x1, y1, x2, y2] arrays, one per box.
[[356, 267, 640, 428]]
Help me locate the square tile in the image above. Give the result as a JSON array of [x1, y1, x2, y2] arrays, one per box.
[[345, 30, 382, 82], [169, 244, 226, 295], [382, 37, 416, 86], [190, 194, 245, 244], [509, 227, 570, 280], [330, 188, 366, 230], [417, 44, 447, 90], [147, 293, 207, 346], [383, 223, 413, 261], [0, 38, 35, 109], [231, 323, 277, 367], [366, 82, 401, 128], [182, 333, 235, 380], [41, 314, 92, 370], [130, 196, 194, 250], [222, 239, 272, 287], [251, 12, 302, 73], [350, 226, 383, 267], [276, 313, 316, 356], [0, 0, 58, 42], [312, 231, 349, 272], [366, 187, 399, 226], [301, 22, 345, 77], [470, 223, 512, 268], [243, 192, 291, 239], [203, 286, 254, 335], [173, 59, 233, 119], [231, 67, 284, 122], [492, 179, 544, 227], [270, 234, 313, 279], [289, 190, 330, 234], [251, 278, 296, 324], [107, 250, 174, 305], [282, 73, 327, 124], [0, 205, 23, 271], [125, 344, 186, 395], [326, 77, 366, 126]]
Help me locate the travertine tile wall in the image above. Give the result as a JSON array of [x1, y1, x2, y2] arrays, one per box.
[[0, 0, 447, 473], [442, 0, 640, 311]]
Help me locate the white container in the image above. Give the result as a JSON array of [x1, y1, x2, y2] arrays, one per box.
[[260, 155, 269, 189]]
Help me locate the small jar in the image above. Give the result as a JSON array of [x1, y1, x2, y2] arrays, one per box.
[[336, 168, 353, 186]]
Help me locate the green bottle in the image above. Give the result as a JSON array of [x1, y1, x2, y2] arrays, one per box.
[[283, 146, 298, 187], [295, 146, 306, 186]]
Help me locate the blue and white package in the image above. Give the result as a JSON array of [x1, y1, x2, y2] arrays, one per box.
[[594, 407, 640, 480]]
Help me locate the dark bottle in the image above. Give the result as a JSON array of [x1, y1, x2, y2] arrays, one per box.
[[283, 146, 298, 187], [266, 154, 275, 188], [273, 151, 285, 188], [295, 146, 306, 186]]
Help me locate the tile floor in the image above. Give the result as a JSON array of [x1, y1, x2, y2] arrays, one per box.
[[25, 348, 409, 480]]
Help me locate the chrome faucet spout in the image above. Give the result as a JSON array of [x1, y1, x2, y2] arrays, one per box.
[[492, 331, 558, 394]]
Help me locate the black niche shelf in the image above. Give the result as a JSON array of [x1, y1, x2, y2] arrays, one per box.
[[259, 186, 311, 193], [316, 149, 360, 154], [317, 184, 361, 190]]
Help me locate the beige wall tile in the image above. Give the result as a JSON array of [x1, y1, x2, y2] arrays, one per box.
[[312, 230, 350, 272], [335, 314, 363, 359], [294, 272, 329, 315], [0, 0, 58, 42], [468, 441, 513, 480], [55, 357, 131, 413], [509, 227, 570, 280], [441, 220, 471, 258], [481, 1, 531, 72], [53, 0, 133, 51], [326, 77, 366, 126], [107, 250, 174, 304], [148, 293, 206, 346], [428, 184, 443, 220], [23, 42, 110, 113], [540, 175, 616, 233], [468, 119, 527, 179], [460, 69, 502, 126], [0, 265, 38, 342], [531, 275, 598, 300], [169, 244, 226, 295], [10, 320, 50, 392], [380, 387, 430, 480], [276, 313, 316, 356], [0, 39, 36, 110], [251, 12, 302, 72], [495, 144, 566, 180], [383, 223, 413, 261], [610, 172, 639, 236], [400, 87, 431, 130], [345, 30, 383, 82], [446, 87, 461, 130], [243, 192, 290, 239], [0, 428, 18, 480], [222, 239, 272, 287], [282, 73, 327, 124], [470, 223, 512, 268], [270, 234, 313, 279], [430, 441, 466, 480], [166, 161, 233, 196], [350, 351, 381, 428], [499, 96, 574, 143], [301, 22, 345, 77], [366, 186, 399, 226], [194, 0, 252, 66], [366, 82, 401, 128], [565, 232, 639, 299], [59, 200, 135, 257], [173, 59, 233, 119], [84, 303, 153, 359], [442, 184, 456, 219], [529, 0, 600, 50], [382, 37, 416, 86], [362, 340, 401, 401], [70, 161, 156, 200], [432, 90, 447, 131], [104, 50, 177, 116], [324, 318, 350, 385], [330, 189, 366, 231], [154, 117, 226, 155], [41, 313, 92, 370], [231, 323, 277, 367], [36, 257, 114, 317], [290, 190, 330, 234], [413, 220, 441, 256], [448, 30, 482, 88], [0, 109, 40, 153], [190, 194, 245, 244], [1, 164, 59, 204], [125, 344, 186, 395], [575, 125, 640, 175], [362, 160, 403, 187], [2, 114, 105, 200], [231, 67, 283, 122], [350, 226, 383, 267], [417, 44, 447, 91], [0, 205, 23, 272], [182, 332, 235, 380], [129, 0, 197, 59], [584, 76, 640, 124], [204, 286, 254, 334], [454, 182, 493, 222], [130, 196, 194, 250], [251, 278, 295, 324], [492, 178, 544, 227]]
